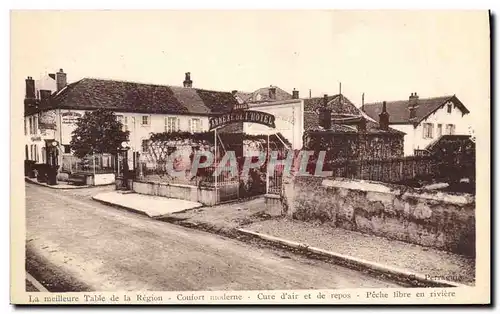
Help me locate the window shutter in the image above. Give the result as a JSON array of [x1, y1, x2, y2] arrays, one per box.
[[176, 118, 180, 131], [188, 118, 192, 133], [422, 124, 426, 139], [199, 119, 203, 132]]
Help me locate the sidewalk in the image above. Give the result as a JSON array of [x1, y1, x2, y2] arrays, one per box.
[[25, 177, 91, 189], [91, 191, 475, 286], [92, 191, 203, 218]]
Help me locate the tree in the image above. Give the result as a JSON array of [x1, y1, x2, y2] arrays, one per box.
[[70, 109, 130, 158]]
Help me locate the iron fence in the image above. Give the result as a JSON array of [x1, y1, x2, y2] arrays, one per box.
[[61, 154, 116, 174]]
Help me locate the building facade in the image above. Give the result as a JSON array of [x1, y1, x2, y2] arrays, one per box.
[[362, 93, 471, 156], [24, 71, 240, 168]]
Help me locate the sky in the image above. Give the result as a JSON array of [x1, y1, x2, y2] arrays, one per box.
[[11, 10, 489, 121]]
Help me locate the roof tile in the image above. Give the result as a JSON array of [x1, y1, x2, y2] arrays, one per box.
[[362, 95, 468, 124], [44, 78, 239, 115]]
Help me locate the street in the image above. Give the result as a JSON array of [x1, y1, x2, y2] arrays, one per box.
[[25, 183, 402, 291]]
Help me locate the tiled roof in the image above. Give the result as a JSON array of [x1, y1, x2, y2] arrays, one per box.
[[362, 95, 470, 124], [236, 86, 293, 103], [303, 94, 374, 132], [304, 111, 404, 135], [36, 78, 239, 115], [303, 94, 361, 115]]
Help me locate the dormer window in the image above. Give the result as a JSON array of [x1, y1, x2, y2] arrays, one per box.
[[447, 103, 452, 113]]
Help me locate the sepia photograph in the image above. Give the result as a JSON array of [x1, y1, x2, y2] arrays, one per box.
[[10, 9, 490, 305]]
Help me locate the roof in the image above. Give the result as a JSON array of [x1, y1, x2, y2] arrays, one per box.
[[304, 110, 404, 135], [236, 86, 293, 103], [29, 78, 239, 116], [362, 95, 470, 124], [303, 94, 361, 115], [302, 94, 403, 134]]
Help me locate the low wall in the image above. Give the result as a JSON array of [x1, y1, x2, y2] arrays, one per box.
[[133, 180, 220, 206], [92, 173, 115, 186], [284, 176, 475, 256]]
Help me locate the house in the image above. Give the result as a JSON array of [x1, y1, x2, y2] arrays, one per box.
[[302, 95, 405, 160], [237, 85, 404, 157], [362, 93, 471, 156], [24, 71, 240, 168]]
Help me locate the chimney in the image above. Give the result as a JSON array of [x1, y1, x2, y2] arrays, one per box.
[[56, 69, 67, 92], [25, 76, 35, 99], [358, 116, 367, 132], [268, 85, 276, 100], [379, 101, 390, 131], [40, 90, 52, 102], [183, 72, 193, 88], [318, 94, 332, 130], [292, 88, 299, 99], [360, 93, 365, 112], [409, 92, 419, 119]]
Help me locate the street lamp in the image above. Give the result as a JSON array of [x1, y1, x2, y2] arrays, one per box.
[[119, 141, 131, 189]]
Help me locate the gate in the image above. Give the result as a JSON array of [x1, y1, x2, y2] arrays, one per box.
[[212, 129, 288, 204]]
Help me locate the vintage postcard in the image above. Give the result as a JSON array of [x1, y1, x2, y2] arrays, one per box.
[[10, 10, 490, 305]]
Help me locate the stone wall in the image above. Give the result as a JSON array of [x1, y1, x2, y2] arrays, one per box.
[[283, 176, 475, 256], [132, 180, 241, 206]]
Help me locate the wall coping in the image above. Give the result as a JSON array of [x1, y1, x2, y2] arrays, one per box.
[[321, 178, 474, 205], [134, 180, 215, 191]]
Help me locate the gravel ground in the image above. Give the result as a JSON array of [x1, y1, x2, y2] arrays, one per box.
[[165, 197, 273, 233], [246, 219, 476, 285]]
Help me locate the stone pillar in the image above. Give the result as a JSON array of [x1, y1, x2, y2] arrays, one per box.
[[280, 174, 296, 218]]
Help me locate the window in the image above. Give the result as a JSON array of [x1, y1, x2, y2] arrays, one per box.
[[165, 117, 180, 132], [25, 145, 28, 160], [116, 115, 129, 131], [41, 147, 46, 163], [437, 124, 442, 137], [141, 115, 150, 126], [34, 115, 38, 134], [142, 139, 150, 152], [423, 123, 434, 139], [64, 145, 71, 154], [123, 116, 129, 131], [31, 144, 38, 162], [189, 118, 202, 133], [28, 117, 33, 135], [446, 124, 456, 135], [24, 118, 27, 135], [447, 104, 452, 113]]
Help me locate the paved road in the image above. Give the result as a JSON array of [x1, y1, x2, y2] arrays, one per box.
[[25, 183, 402, 291]]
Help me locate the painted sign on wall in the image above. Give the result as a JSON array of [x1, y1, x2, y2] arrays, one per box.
[[62, 112, 82, 124]]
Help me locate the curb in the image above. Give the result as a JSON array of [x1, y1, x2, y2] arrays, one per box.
[[91, 196, 152, 217], [91, 195, 202, 219], [237, 228, 470, 288]]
